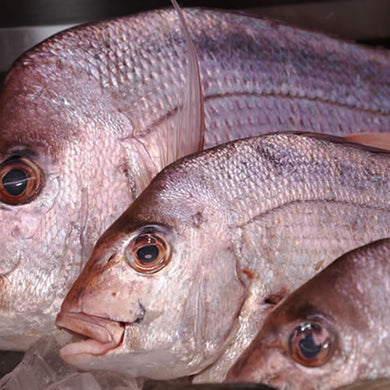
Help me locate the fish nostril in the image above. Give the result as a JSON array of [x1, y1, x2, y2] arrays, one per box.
[[107, 253, 117, 263], [94, 251, 120, 270], [98, 252, 120, 267]]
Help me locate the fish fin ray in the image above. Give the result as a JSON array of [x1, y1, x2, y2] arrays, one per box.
[[123, 1, 205, 198], [125, 138, 160, 198], [162, 0, 205, 167], [345, 132, 390, 151]]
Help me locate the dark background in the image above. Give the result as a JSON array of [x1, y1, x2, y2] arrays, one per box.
[[0, 0, 360, 26]]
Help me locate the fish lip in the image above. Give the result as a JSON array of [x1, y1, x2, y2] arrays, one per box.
[[55, 311, 125, 360]]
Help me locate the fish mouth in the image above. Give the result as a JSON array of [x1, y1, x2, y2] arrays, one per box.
[[56, 311, 125, 361]]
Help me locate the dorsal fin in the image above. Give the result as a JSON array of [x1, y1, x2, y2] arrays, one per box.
[[163, 0, 205, 166], [129, 1, 205, 197]]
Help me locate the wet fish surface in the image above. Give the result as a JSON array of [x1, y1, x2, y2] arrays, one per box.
[[227, 239, 390, 389], [1, 6, 390, 351], [56, 133, 390, 382]]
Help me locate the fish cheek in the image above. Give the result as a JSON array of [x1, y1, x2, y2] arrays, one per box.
[[0, 190, 51, 278], [114, 228, 243, 377], [0, 149, 81, 314], [185, 241, 247, 366]]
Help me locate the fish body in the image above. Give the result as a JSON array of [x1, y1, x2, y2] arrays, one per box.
[[227, 239, 390, 389], [57, 133, 390, 381], [1, 7, 390, 351]]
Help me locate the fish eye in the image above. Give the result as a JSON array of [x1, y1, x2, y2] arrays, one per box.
[[289, 322, 335, 367], [126, 231, 171, 274], [0, 157, 43, 205]]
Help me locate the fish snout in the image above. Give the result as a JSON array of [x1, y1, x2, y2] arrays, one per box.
[[226, 338, 278, 383], [55, 251, 128, 363], [226, 351, 258, 382], [59, 248, 123, 313], [58, 247, 145, 327]]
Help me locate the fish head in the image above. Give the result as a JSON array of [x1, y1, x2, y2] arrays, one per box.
[[227, 258, 370, 389], [0, 1, 205, 352], [56, 164, 247, 380], [0, 52, 133, 350], [226, 305, 339, 389]]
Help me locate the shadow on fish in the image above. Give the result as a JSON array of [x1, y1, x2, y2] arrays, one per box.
[[0, 1, 390, 352], [56, 132, 390, 382], [227, 239, 390, 389]]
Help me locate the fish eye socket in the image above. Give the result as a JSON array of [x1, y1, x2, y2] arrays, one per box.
[[126, 232, 171, 274], [289, 322, 335, 367], [0, 157, 43, 205]]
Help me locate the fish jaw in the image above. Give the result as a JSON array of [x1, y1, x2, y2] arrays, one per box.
[[56, 311, 125, 361]]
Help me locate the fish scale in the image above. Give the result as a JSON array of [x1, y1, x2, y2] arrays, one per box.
[[162, 135, 390, 223], [8, 9, 390, 142], [1, 6, 390, 351], [57, 133, 390, 383]]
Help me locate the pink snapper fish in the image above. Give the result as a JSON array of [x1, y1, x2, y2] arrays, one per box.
[[227, 239, 390, 389], [57, 133, 390, 382], [0, 5, 390, 351]]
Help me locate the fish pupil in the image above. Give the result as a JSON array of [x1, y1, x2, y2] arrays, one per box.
[[299, 332, 322, 358], [2, 169, 28, 196], [137, 245, 159, 263]]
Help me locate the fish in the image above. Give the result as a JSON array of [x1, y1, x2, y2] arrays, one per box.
[[226, 239, 390, 389], [1, 6, 390, 351], [56, 132, 390, 382], [2, 334, 389, 390]]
